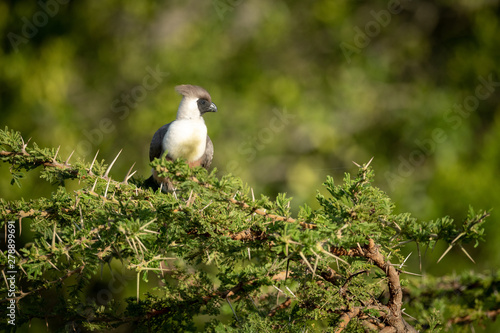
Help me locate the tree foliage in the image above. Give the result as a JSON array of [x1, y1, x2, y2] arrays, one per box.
[[0, 128, 496, 332]]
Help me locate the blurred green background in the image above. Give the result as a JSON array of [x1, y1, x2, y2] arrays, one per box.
[[1, 0, 499, 330]]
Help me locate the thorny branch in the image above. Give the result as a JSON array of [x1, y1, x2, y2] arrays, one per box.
[[332, 239, 417, 332], [0, 150, 77, 174]]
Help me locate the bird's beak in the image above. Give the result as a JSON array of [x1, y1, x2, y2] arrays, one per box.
[[208, 102, 218, 112]]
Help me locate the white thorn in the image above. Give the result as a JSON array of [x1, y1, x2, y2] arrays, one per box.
[[91, 177, 99, 192], [21, 136, 32, 152], [459, 244, 476, 264], [402, 310, 417, 321], [272, 285, 284, 294], [200, 200, 213, 212], [285, 286, 296, 298], [126, 170, 137, 183], [89, 150, 99, 175], [123, 162, 137, 184], [104, 177, 111, 198], [366, 156, 375, 167], [104, 149, 122, 178], [399, 252, 412, 269], [53, 146, 60, 163], [437, 245, 453, 263], [400, 270, 422, 277], [65, 150, 75, 165]]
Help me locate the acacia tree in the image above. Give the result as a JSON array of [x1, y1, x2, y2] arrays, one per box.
[[0, 127, 496, 332]]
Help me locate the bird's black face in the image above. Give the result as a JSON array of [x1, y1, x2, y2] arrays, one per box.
[[197, 99, 217, 115]]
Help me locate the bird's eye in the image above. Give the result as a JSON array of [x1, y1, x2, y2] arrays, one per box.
[[199, 100, 206, 105]]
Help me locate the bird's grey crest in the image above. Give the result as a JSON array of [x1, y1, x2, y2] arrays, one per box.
[[175, 85, 212, 102]]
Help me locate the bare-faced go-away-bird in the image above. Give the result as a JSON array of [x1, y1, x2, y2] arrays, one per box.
[[145, 84, 217, 192]]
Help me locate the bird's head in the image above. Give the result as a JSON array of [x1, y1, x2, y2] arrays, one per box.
[[175, 85, 217, 120]]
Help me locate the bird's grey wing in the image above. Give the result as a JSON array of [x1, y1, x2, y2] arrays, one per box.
[[201, 135, 214, 169], [149, 123, 171, 162]]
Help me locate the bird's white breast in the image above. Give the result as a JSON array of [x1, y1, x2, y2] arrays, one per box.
[[162, 119, 207, 162]]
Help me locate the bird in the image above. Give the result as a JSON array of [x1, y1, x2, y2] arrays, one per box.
[[145, 84, 217, 192]]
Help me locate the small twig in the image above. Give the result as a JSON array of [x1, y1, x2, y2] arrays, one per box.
[[226, 297, 239, 321]]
